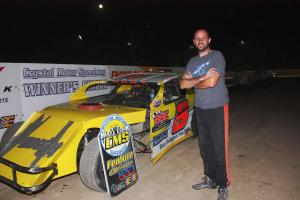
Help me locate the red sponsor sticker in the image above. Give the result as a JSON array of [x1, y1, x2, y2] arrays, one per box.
[[111, 71, 140, 78], [176, 100, 189, 114], [172, 100, 189, 134], [154, 110, 169, 125], [0, 115, 15, 129], [172, 110, 188, 134]]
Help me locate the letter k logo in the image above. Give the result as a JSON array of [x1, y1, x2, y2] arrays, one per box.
[[3, 86, 12, 92]]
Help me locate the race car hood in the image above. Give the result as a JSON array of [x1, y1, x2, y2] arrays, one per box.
[[0, 99, 147, 167], [41, 98, 148, 123], [0, 99, 147, 189]]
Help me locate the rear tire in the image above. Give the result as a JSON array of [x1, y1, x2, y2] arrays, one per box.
[[79, 137, 106, 192]]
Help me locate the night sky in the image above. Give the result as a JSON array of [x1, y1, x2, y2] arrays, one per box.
[[1, 0, 299, 70]]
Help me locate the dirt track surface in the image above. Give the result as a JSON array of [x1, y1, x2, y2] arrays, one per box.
[[1, 78, 300, 200]]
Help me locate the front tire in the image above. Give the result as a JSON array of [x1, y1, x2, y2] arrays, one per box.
[[79, 137, 106, 192]]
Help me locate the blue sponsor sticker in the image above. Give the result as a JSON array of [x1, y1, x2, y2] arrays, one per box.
[[99, 115, 130, 157], [153, 100, 162, 107], [152, 130, 168, 146]]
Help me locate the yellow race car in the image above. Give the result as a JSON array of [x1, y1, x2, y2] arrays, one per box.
[[0, 73, 194, 194]]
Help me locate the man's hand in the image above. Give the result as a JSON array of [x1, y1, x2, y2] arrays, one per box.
[[200, 68, 219, 82], [180, 71, 196, 89], [195, 68, 220, 88], [180, 68, 220, 89]]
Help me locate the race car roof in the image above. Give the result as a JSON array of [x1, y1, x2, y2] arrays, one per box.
[[111, 73, 178, 84]]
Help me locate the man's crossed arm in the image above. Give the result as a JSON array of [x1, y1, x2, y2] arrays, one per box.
[[180, 68, 221, 89]]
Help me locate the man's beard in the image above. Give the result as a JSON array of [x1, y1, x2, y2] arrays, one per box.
[[197, 43, 209, 52]]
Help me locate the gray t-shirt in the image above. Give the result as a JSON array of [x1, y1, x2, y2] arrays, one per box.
[[186, 50, 229, 109]]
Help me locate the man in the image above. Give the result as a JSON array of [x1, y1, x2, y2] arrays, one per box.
[[180, 29, 230, 200]]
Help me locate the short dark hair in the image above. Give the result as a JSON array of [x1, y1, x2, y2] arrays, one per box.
[[194, 28, 210, 38]]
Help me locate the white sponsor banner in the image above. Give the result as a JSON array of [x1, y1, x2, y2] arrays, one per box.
[[20, 63, 109, 119], [0, 63, 22, 139], [109, 65, 143, 78], [0, 63, 185, 140], [109, 65, 185, 78]]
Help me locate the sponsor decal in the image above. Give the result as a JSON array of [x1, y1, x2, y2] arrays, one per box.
[[152, 110, 170, 132], [176, 100, 189, 114], [23, 81, 79, 97], [172, 100, 189, 134], [0, 115, 15, 129], [77, 68, 106, 77], [23, 68, 55, 79], [23, 79, 108, 97], [3, 86, 13, 92], [159, 128, 190, 150], [98, 114, 138, 197], [111, 181, 126, 194], [152, 130, 168, 146], [111, 173, 138, 194], [0, 66, 4, 72], [99, 115, 130, 156], [109, 160, 133, 176], [118, 165, 135, 181], [111, 71, 140, 78], [0, 98, 8, 104], [23, 67, 106, 79], [125, 172, 138, 185], [153, 100, 161, 108], [106, 152, 133, 170], [56, 68, 77, 77]]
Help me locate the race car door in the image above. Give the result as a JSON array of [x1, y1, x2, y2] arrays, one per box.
[[150, 79, 193, 164]]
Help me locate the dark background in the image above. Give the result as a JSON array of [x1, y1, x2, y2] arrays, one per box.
[[0, 0, 299, 70]]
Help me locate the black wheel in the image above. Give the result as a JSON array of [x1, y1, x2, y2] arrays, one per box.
[[79, 137, 106, 192], [76, 128, 99, 172], [0, 121, 23, 150]]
